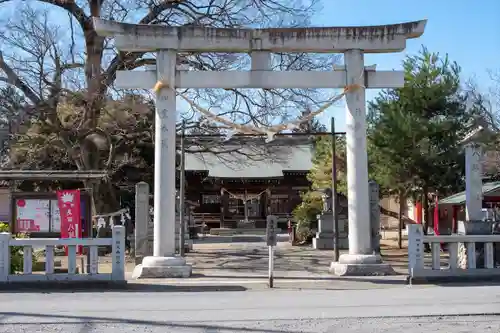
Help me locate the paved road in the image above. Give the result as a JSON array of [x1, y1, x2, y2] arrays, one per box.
[[1, 285, 499, 332]]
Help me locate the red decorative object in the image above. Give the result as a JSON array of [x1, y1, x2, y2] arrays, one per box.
[[57, 190, 82, 254], [433, 195, 440, 236], [16, 199, 26, 208], [16, 219, 40, 232], [415, 201, 422, 224]]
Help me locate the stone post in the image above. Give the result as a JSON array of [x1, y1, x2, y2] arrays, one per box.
[[313, 213, 333, 249], [407, 224, 424, 278], [369, 181, 381, 254], [111, 225, 126, 281], [458, 143, 485, 269], [134, 182, 149, 265], [0, 232, 10, 282], [465, 143, 483, 221]]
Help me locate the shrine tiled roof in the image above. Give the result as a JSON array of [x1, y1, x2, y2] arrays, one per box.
[[185, 144, 313, 178], [438, 181, 500, 205]]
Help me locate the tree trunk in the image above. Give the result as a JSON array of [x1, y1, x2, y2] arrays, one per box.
[[398, 189, 405, 249]]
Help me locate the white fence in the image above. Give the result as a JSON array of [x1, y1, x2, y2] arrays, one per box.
[[408, 224, 500, 281], [0, 225, 125, 283]]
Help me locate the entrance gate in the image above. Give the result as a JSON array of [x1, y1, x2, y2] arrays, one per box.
[[93, 18, 426, 278]]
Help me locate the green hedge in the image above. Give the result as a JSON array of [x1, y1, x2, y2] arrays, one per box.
[[0, 222, 38, 273]]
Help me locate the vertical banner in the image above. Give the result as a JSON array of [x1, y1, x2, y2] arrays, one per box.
[[57, 190, 82, 254], [415, 202, 422, 224], [433, 195, 439, 236]]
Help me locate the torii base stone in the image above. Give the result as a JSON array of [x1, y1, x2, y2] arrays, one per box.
[[330, 181, 395, 276], [329, 254, 396, 276], [132, 256, 192, 279]]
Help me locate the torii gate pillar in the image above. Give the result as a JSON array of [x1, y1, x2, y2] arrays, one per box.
[[93, 18, 426, 278], [329, 50, 396, 275]]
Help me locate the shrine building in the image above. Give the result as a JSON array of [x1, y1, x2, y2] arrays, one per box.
[[184, 137, 313, 230]]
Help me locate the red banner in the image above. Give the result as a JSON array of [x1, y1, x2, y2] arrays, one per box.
[[57, 190, 82, 254]]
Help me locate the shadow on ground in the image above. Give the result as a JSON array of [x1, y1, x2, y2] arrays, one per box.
[[187, 246, 333, 274], [0, 312, 303, 333], [188, 245, 409, 276], [0, 283, 247, 293], [191, 273, 407, 285]]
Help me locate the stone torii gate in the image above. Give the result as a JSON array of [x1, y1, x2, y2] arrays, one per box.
[[93, 18, 426, 278]]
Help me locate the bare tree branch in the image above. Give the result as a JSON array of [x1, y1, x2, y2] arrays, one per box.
[[0, 51, 41, 104]]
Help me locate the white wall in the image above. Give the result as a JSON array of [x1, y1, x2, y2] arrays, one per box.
[[0, 188, 10, 222]]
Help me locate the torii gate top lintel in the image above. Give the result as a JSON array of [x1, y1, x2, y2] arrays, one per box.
[[93, 18, 426, 53]]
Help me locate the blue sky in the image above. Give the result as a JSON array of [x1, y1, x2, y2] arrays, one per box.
[[1, 0, 498, 133], [315, 0, 500, 131]]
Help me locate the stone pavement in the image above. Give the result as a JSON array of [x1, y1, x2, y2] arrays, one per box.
[[188, 237, 411, 275], [62, 235, 441, 289], [126, 238, 411, 290]]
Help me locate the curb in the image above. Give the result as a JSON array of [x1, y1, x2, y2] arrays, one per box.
[[406, 275, 500, 285], [0, 280, 128, 292]]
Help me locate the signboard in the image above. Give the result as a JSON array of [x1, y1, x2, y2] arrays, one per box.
[[50, 200, 61, 232], [11, 192, 90, 234], [266, 214, 278, 288], [15, 199, 50, 233], [407, 224, 424, 275], [266, 215, 278, 246], [57, 190, 82, 254]]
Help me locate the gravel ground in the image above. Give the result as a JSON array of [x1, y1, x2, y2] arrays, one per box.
[[0, 315, 499, 332]]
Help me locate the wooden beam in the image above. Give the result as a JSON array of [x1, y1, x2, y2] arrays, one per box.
[[116, 69, 404, 90]]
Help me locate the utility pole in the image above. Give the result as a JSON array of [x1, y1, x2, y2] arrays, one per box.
[[179, 120, 186, 256], [331, 117, 340, 262]]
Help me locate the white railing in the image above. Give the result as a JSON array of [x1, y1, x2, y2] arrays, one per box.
[[0, 225, 125, 283], [408, 224, 500, 280]]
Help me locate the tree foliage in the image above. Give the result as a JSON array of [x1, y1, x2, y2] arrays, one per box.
[[292, 135, 346, 227], [295, 47, 487, 233], [369, 47, 483, 201]]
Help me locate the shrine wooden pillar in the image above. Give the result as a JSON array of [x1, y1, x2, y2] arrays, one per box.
[[260, 188, 269, 218], [452, 205, 459, 233], [220, 189, 229, 228], [287, 187, 295, 215]]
